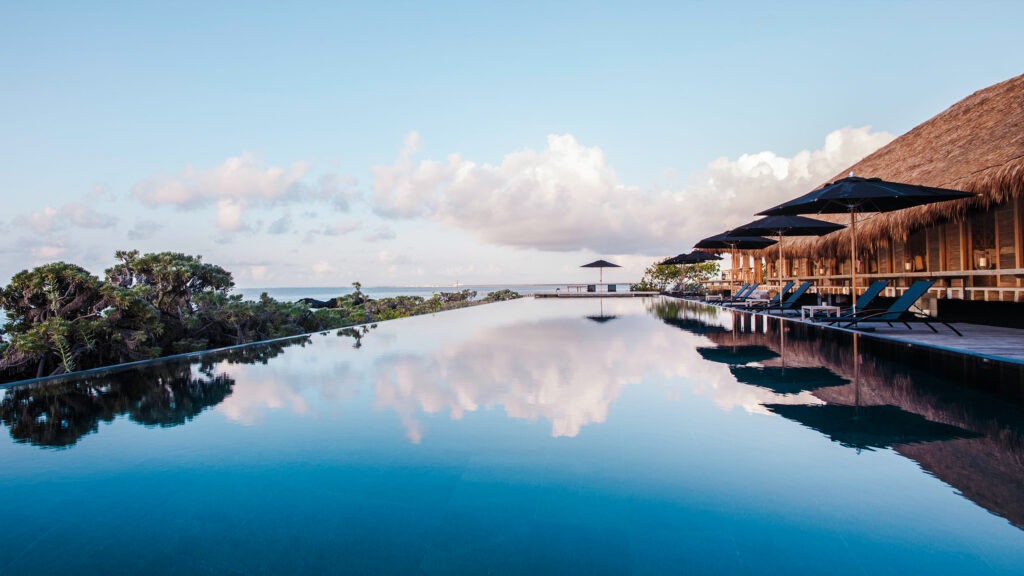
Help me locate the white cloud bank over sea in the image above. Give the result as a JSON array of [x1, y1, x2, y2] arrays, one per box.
[[370, 127, 893, 256], [2, 127, 892, 286]]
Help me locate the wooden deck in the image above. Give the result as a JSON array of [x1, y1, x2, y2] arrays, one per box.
[[821, 320, 1024, 365], [699, 300, 1024, 365]]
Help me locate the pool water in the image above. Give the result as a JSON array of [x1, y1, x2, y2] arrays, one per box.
[[2, 297, 1023, 575]]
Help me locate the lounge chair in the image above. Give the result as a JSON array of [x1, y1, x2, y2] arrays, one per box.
[[831, 279, 962, 336], [813, 280, 888, 319], [763, 282, 813, 314], [720, 283, 749, 301], [730, 282, 793, 309], [721, 283, 759, 304]]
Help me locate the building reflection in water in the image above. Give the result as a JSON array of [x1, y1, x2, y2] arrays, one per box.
[[655, 299, 1024, 531]]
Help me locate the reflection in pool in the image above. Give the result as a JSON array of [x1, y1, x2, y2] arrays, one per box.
[[1, 297, 1023, 575]]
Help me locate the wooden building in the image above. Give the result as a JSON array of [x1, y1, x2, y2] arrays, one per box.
[[753, 73, 1024, 307]]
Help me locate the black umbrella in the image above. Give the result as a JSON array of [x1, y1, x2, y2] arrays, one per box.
[[581, 259, 621, 284], [695, 232, 778, 287], [763, 403, 979, 451], [730, 215, 845, 298], [759, 176, 975, 312], [694, 232, 777, 250], [661, 254, 690, 266], [696, 345, 780, 365], [661, 251, 722, 265], [730, 366, 849, 395]]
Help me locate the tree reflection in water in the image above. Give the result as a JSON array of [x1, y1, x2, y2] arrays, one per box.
[[0, 336, 310, 448]]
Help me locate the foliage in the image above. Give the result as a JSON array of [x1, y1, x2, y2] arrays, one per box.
[[483, 289, 521, 302], [681, 261, 721, 286], [631, 261, 681, 291], [630, 259, 721, 292], [0, 252, 524, 382], [0, 262, 107, 377]]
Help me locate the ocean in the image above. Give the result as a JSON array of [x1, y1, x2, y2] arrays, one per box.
[[232, 284, 562, 302], [0, 285, 563, 335]]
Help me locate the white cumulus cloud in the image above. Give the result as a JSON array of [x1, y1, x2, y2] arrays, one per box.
[[132, 153, 354, 232], [371, 128, 893, 255], [13, 203, 117, 234]]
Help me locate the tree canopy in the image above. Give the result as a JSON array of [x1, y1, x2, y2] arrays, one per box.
[[0, 252, 521, 382]]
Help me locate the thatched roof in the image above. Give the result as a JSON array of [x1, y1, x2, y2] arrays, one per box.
[[764, 73, 1024, 259]]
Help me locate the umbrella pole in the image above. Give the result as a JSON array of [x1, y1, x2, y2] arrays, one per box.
[[850, 211, 857, 314], [778, 237, 784, 302], [731, 246, 737, 289]]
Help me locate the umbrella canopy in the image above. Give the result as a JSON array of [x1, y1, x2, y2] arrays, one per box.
[[581, 259, 621, 269], [661, 251, 722, 265], [696, 345, 780, 365], [730, 215, 846, 238], [694, 232, 777, 250], [581, 259, 621, 284], [730, 366, 848, 395], [758, 176, 975, 311], [760, 176, 976, 216], [730, 215, 845, 296], [763, 403, 980, 451], [695, 232, 777, 286]]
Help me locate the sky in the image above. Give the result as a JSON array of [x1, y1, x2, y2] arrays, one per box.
[[2, 1, 1023, 289]]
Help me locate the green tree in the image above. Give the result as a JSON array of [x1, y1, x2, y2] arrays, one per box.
[[105, 250, 234, 320], [105, 251, 234, 352], [631, 261, 682, 291], [681, 261, 721, 286], [0, 262, 107, 378]]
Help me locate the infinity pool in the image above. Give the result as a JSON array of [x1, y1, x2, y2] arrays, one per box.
[[2, 297, 1023, 575]]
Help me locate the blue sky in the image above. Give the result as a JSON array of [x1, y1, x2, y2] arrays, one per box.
[[3, 1, 1022, 288]]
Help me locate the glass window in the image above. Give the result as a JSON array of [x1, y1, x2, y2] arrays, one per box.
[[907, 230, 927, 272]]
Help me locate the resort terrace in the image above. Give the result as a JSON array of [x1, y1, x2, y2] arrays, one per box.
[[705, 74, 1024, 317]]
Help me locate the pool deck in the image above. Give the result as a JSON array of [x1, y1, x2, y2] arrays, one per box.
[[691, 299, 1024, 366], [823, 321, 1024, 365]]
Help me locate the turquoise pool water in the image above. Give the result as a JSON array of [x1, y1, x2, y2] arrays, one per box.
[[2, 297, 1023, 575]]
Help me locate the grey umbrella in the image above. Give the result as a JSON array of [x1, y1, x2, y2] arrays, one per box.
[[730, 215, 845, 300], [758, 176, 975, 312], [580, 259, 621, 284]]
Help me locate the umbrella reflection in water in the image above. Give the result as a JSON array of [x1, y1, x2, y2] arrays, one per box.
[[585, 299, 618, 323], [731, 366, 849, 395], [763, 333, 979, 451], [696, 345, 779, 365]]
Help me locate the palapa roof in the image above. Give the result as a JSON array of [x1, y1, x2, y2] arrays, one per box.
[[767, 73, 1024, 259]]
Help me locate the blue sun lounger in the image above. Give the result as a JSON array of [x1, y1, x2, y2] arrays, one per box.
[[731, 282, 793, 309], [832, 279, 962, 336], [763, 282, 813, 314], [721, 283, 758, 304]]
